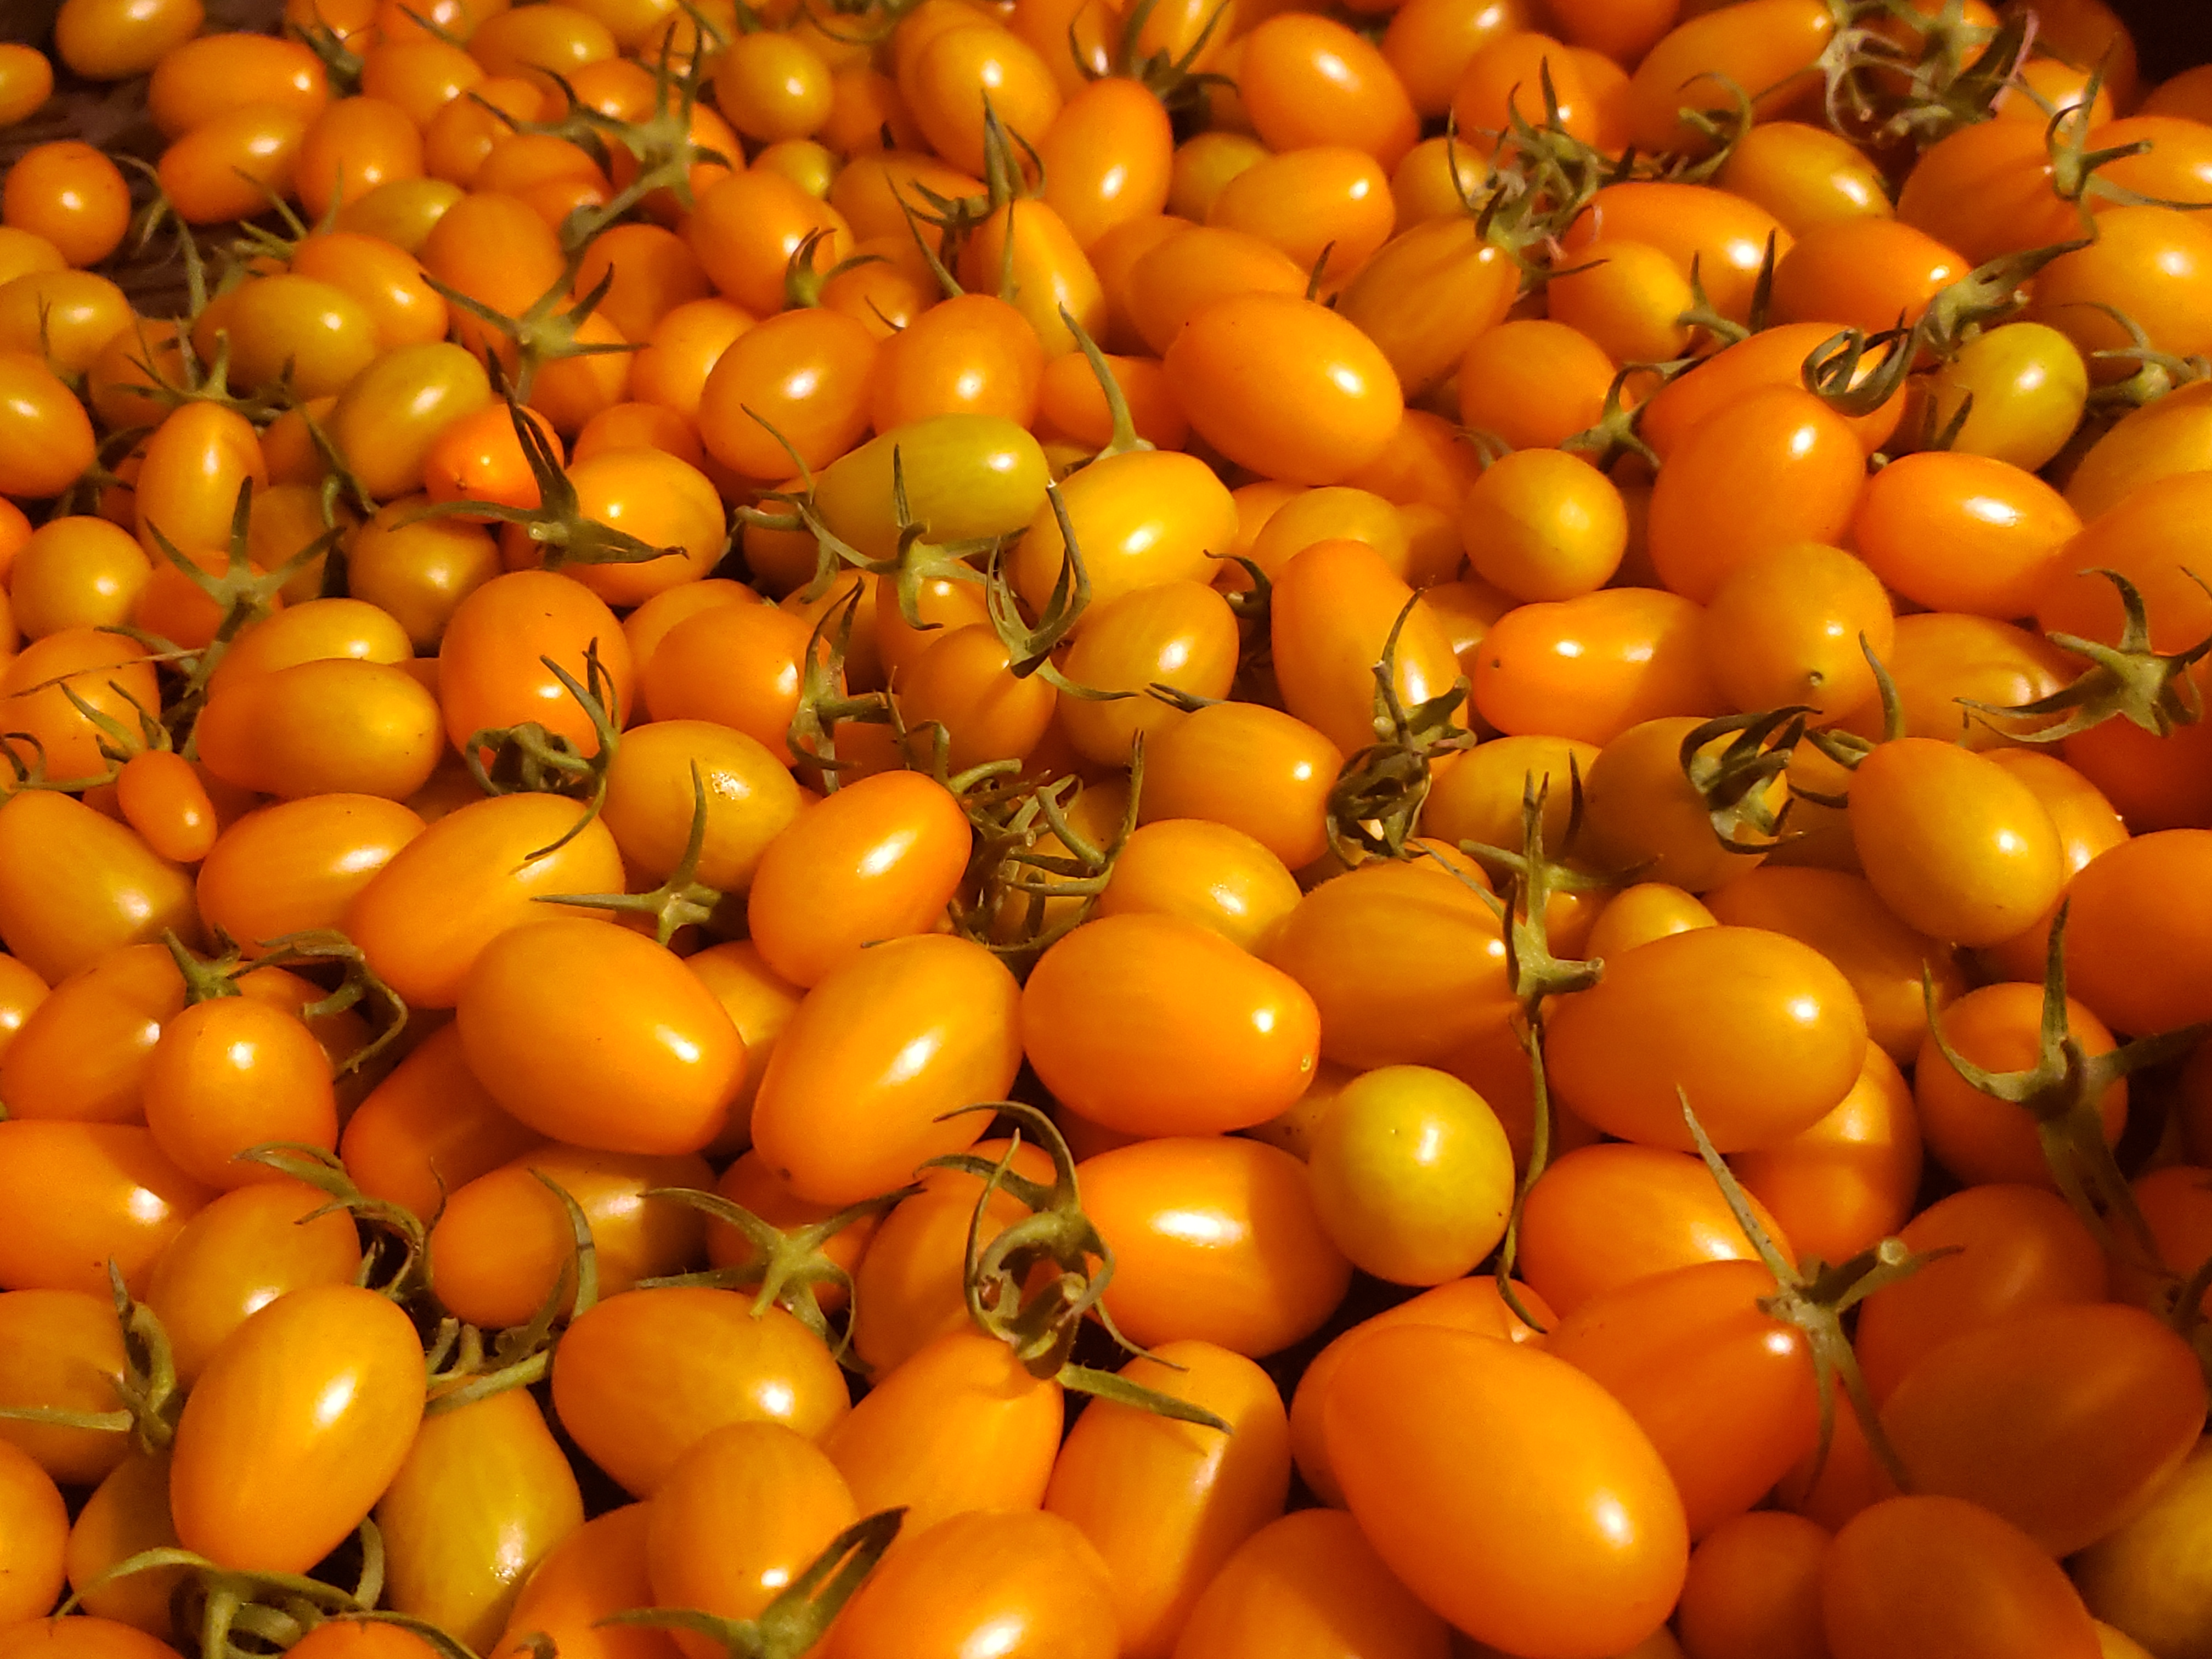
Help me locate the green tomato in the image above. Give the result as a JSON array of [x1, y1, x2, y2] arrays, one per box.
[[1306, 1063, 1514, 1286]]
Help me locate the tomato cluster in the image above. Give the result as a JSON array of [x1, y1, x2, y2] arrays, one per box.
[[2, 0, 2212, 1654]]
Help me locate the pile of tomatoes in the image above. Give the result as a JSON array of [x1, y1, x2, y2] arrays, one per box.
[[3, 0, 2212, 1652]]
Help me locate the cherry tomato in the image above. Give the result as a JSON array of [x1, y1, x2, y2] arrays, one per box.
[[2070, 1436, 2212, 1658], [143, 1178, 363, 1387], [139, 996, 337, 1191], [834, 1509, 1120, 1659], [0, 352, 95, 499], [376, 1388, 585, 1651], [437, 567, 634, 758], [551, 1286, 846, 1497], [1079, 1135, 1351, 1357], [749, 934, 1019, 1206], [1471, 586, 1723, 748], [0, 1435, 67, 1623], [1849, 738, 2065, 950], [822, 1328, 1059, 1533], [1825, 1498, 2100, 1658], [1325, 1324, 1688, 1656], [0, 793, 200, 986], [1268, 860, 1513, 1070], [1170, 1508, 1448, 1659], [1520, 1142, 1795, 1317], [743, 771, 972, 988], [645, 1420, 855, 1649], [1164, 292, 1402, 486], [457, 919, 744, 1156], [0, 1288, 131, 1484], [1306, 1064, 1514, 1286], [168, 1284, 425, 1572], [344, 792, 627, 1009]]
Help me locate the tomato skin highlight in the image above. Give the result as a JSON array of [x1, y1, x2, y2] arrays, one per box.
[[168, 1283, 427, 1575], [1022, 913, 1320, 1138], [375, 1388, 585, 1652], [748, 933, 1020, 1207], [1325, 1324, 1689, 1659], [456, 918, 744, 1156], [1043, 1341, 1293, 1659]]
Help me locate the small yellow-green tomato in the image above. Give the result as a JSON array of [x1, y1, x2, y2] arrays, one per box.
[[1306, 1064, 1514, 1285], [1923, 320, 2089, 475]]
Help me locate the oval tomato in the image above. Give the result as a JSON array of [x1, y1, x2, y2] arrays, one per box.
[[168, 1283, 426, 1574], [1325, 1324, 1688, 1657]]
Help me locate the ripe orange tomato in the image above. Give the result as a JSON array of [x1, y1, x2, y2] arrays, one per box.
[[646, 1419, 855, 1654], [1519, 1142, 1795, 1317], [144, 1179, 363, 1386], [1042, 1340, 1290, 1659], [1326, 1324, 1688, 1657], [343, 792, 628, 1009], [834, 1509, 1120, 1659], [1163, 293, 1403, 486], [743, 771, 972, 988], [749, 934, 1020, 1207], [1821, 1495, 2100, 1659], [1022, 913, 1319, 1137], [168, 1284, 426, 1574], [1079, 1135, 1351, 1357], [457, 919, 744, 1156], [1169, 1508, 1449, 1659], [551, 1286, 848, 1497], [823, 1327, 1062, 1533], [1545, 926, 1870, 1153]]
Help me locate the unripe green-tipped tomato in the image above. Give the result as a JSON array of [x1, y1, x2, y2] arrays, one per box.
[[456, 918, 744, 1156], [329, 340, 493, 500], [1544, 926, 1870, 1154], [749, 933, 1020, 1206], [1305, 1065, 1514, 1286], [375, 1388, 585, 1652], [1324, 1324, 1689, 1658], [1846, 738, 2065, 950], [812, 414, 1049, 565], [169, 1284, 427, 1575], [1022, 913, 1320, 1138]]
